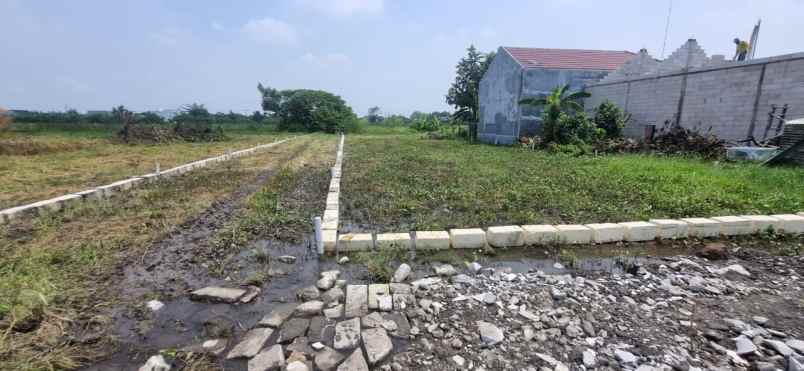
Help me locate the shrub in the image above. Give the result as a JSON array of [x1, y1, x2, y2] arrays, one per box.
[[549, 111, 603, 145], [593, 100, 630, 138], [411, 116, 442, 132]]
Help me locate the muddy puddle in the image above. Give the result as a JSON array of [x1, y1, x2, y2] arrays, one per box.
[[85, 240, 691, 370]]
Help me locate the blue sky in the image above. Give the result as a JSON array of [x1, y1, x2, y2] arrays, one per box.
[[2, 0, 803, 116]]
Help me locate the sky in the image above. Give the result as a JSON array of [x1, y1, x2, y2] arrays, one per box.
[[2, 0, 803, 116]]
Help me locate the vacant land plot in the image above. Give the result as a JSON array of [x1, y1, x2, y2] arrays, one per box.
[[0, 129, 287, 209], [340, 134, 804, 232], [0, 135, 334, 370]]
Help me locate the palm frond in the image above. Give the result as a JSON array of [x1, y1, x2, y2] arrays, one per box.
[[519, 97, 548, 106], [565, 91, 591, 101]]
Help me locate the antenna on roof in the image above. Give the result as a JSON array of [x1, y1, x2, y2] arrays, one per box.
[[660, 0, 673, 58]]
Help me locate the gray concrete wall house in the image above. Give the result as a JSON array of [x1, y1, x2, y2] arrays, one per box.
[[479, 46, 635, 144], [586, 39, 804, 141]]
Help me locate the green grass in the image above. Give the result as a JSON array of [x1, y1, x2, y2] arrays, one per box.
[[341, 134, 804, 231], [0, 125, 287, 209]]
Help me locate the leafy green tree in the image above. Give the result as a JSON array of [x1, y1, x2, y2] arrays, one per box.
[[593, 100, 630, 139], [519, 84, 590, 144], [367, 106, 383, 124], [446, 45, 495, 140], [258, 83, 284, 114], [277, 90, 358, 133]]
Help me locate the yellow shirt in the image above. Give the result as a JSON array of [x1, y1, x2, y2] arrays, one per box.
[[737, 41, 750, 53]]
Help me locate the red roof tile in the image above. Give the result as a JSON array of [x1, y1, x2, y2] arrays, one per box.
[[503, 47, 635, 71]]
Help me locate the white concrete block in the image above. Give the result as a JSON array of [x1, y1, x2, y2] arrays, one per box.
[[740, 215, 783, 234], [326, 193, 339, 208], [555, 225, 592, 244], [486, 225, 524, 247], [322, 217, 338, 230], [521, 225, 558, 245], [798, 212, 804, 217], [376, 233, 412, 249], [649, 219, 689, 239], [414, 231, 451, 250], [681, 218, 721, 238], [618, 221, 657, 242], [323, 209, 339, 224], [339, 233, 373, 251], [585, 223, 625, 243], [710, 216, 752, 235], [74, 189, 102, 201], [449, 228, 486, 249], [367, 284, 390, 310], [769, 214, 804, 234], [323, 229, 338, 252], [140, 173, 160, 183]]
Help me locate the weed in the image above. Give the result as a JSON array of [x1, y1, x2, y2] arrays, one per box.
[[556, 249, 578, 268], [354, 247, 408, 282]]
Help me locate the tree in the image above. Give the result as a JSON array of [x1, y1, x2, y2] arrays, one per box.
[[258, 83, 284, 114], [446, 45, 495, 140], [277, 90, 358, 133], [519, 84, 591, 144], [367, 106, 383, 124], [593, 100, 630, 139]]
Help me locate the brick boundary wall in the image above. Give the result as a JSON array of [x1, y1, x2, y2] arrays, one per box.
[[0, 136, 299, 224], [329, 214, 804, 253], [585, 52, 804, 142]]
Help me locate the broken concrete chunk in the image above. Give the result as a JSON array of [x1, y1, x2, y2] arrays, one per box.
[[248, 344, 285, 371], [334, 318, 361, 350], [226, 327, 274, 359], [190, 287, 247, 303], [361, 328, 393, 365], [138, 355, 170, 371], [344, 285, 368, 318], [259, 303, 297, 328], [336, 349, 369, 371], [295, 301, 325, 317]]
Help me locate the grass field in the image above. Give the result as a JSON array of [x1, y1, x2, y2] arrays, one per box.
[[340, 133, 804, 232], [0, 134, 334, 370], [0, 125, 287, 209]]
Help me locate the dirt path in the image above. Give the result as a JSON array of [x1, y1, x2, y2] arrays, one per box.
[[80, 136, 335, 370]]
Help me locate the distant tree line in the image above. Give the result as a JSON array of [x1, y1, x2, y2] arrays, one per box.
[[10, 106, 269, 126], [258, 84, 360, 133]]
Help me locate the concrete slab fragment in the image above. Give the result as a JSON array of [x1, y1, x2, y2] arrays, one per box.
[[740, 215, 783, 234], [711, 216, 752, 235], [681, 218, 720, 238], [414, 231, 450, 250], [226, 327, 274, 359], [770, 214, 804, 234], [555, 225, 592, 244], [323, 209, 339, 224], [618, 221, 658, 242], [344, 285, 368, 318], [190, 287, 247, 303], [334, 318, 361, 350], [367, 284, 390, 310], [521, 225, 558, 245], [449, 228, 486, 249], [323, 229, 338, 252], [585, 223, 625, 243], [322, 218, 338, 230], [375, 233, 411, 249], [338, 233, 373, 252], [486, 225, 524, 247], [649, 219, 689, 239]]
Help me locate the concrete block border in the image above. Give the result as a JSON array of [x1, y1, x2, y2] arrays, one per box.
[[323, 213, 804, 254], [321, 134, 345, 252], [0, 136, 296, 225]]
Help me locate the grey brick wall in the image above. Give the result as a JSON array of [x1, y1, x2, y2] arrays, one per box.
[[479, 48, 522, 145], [586, 52, 804, 142]]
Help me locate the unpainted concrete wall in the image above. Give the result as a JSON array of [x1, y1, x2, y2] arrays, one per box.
[[587, 52, 804, 141]]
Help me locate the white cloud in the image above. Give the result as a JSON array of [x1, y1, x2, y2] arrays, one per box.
[[211, 21, 224, 31], [301, 52, 352, 67], [242, 17, 298, 46], [295, 0, 384, 17]]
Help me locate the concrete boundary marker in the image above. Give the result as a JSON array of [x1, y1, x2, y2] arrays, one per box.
[[0, 136, 297, 224], [321, 134, 345, 253], [321, 213, 804, 254]]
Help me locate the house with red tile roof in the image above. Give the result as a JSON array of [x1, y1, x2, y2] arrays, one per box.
[[478, 46, 635, 144]]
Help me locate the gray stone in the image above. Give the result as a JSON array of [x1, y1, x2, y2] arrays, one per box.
[[317, 271, 340, 290], [392, 294, 415, 311], [787, 339, 804, 354], [297, 286, 321, 301], [138, 355, 170, 371], [227, 327, 274, 359], [248, 344, 284, 371], [295, 301, 324, 317], [344, 285, 368, 318], [467, 262, 483, 274], [322, 287, 345, 304], [315, 346, 346, 371], [435, 264, 458, 276], [334, 318, 361, 350], [389, 283, 411, 294], [451, 274, 476, 285], [367, 284, 390, 310], [789, 356, 804, 371], [308, 316, 326, 343], [383, 312, 410, 338], [277, 255, 296, 263], [279, 318, 310, 343], [565, 324, 583, 338], [190, 287, 246, 303], [286, 336, 314, 354], [476, 321, 504, 346], [338, 256, 350, 264], [378, 295, 393, 311], [764, 339, 794, 357], [362, 328, 393, 365], [452, 355, 466, 367], [361, 312, 384, 328], [392, 263, 411, 283], [324, 304, 344, 320], [182, 338, 227, 356], [582, 349, 597, 368], [615, 350, 638, 364], [410, 277, 441, 289], [337, 349, 369, 371], [735, 335, 757, 355], [240, 286, 261, 303], [259, 303, 297, 328], [286, 361, 309, 371], [714, 264, 751, 277]]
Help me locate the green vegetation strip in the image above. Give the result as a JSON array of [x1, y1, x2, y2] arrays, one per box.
[[341, 133, 804, 232]]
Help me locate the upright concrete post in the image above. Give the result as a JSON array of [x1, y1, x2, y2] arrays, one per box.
[[314, 216, 323, 255], [155, 163, 160, 175]]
